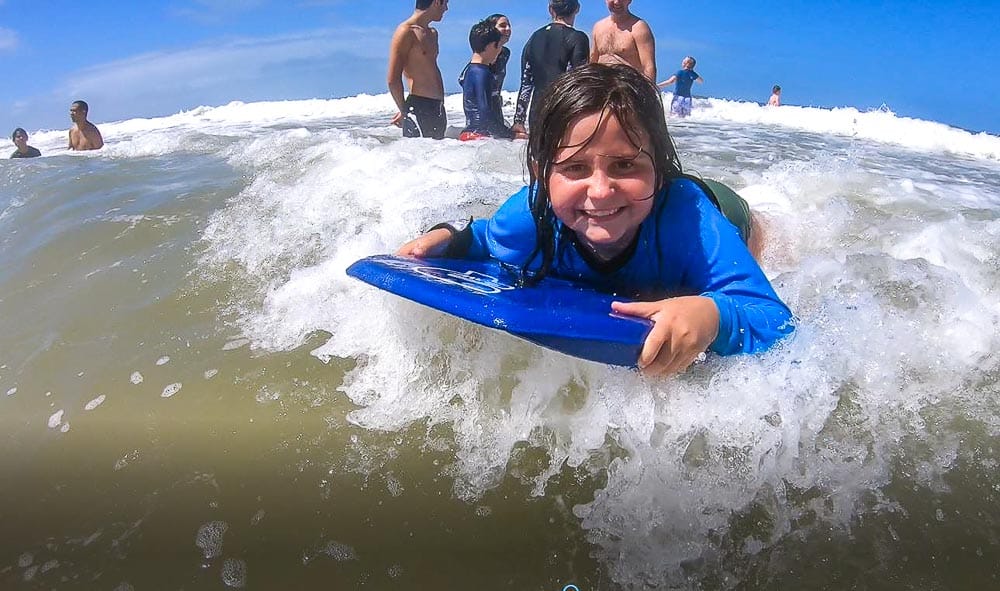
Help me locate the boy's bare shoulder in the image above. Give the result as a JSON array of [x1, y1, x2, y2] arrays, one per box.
[[392, 19, 419, 42]]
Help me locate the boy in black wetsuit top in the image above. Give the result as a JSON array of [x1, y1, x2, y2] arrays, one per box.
[[512, 0, 589, 138], [458, 20, 513, 140]]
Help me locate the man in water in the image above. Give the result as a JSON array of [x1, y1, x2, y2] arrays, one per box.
[[10, 128, 41, 158], [68, 100, 104, 151], [387, 0, 449, 139], [511, 0, 589, 139], [590, 0, 656, 81], [768, 85, 782, 106]]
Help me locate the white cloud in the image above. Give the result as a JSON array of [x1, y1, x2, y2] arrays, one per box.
[[0, 27, 19, 52], [170, 0, 269, 24], [296, 0, 345, 6], [46, 27, 393, 124], [62, 27, 388, 97]]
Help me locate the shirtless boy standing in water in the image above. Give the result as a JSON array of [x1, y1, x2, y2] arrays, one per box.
[[387, 0, 449, 139], [591, 0, 656, 81], [68, 100, 104, 151]]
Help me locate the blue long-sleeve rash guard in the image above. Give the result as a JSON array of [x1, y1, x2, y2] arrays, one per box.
[[460, 63, 512, 138], [459, 177, 794, 355]]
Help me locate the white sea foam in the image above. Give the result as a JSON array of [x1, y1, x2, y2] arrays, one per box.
[[25, 91, 999, 162], [22, 565, 38, 581], [114, 450, 141, 472], [222, 338, 249, 351], [221, 558, 247, 588], [47, 410, 64, 429], [195, 521, 228, 560], [302, 540, 357, 564], [678, 95, 1000, 160], [161, 383, 182, 398], [185, 91, 1000, 587], [84, 395, 106, 410]]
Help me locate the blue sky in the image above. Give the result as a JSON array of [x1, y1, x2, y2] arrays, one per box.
[[2, 1, 998, 135]]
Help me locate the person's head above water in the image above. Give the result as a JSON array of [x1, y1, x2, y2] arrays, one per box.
[[484, 13, 511, 46], [522, 63, 683, 279], [415, 0, 447, 20], [681, 56, 696, 70], [605, 0, 633, 16], [528, 63, 681, 202], [469, 19, 502, 55], [11, 127, 28, 143], [69, 100, 90, 123], [549, 0, 581, 20]]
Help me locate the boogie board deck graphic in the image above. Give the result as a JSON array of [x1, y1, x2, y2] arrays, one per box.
[[346, 255, 652, 367]]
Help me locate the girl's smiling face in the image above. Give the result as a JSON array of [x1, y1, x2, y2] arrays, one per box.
[[494, 16, 512, 45], [547, 110, 657, 260]]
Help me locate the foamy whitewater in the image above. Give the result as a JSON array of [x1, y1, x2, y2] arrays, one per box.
[[2, 93, 998, 589]]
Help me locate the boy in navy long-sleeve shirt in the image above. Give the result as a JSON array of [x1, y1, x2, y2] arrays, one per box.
[[458, 20, 512, 140]]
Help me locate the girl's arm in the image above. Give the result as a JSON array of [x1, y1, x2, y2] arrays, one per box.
[[613, 180, 793, 374], [396, 187, 536, 262], [684, 187, 793, 355], [396, 228, 454, 257]]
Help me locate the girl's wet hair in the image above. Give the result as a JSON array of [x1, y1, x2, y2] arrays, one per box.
[[519, 63, 683, 285], [11, 127, 27, 141]]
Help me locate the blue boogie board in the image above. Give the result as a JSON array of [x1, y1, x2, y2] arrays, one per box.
[[346, 255, 653, 367]]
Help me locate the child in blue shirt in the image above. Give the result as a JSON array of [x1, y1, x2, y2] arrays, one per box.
[[399, 64, 792, 375], [458, 20, 512, 140], [657, 56, 703, 117]]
